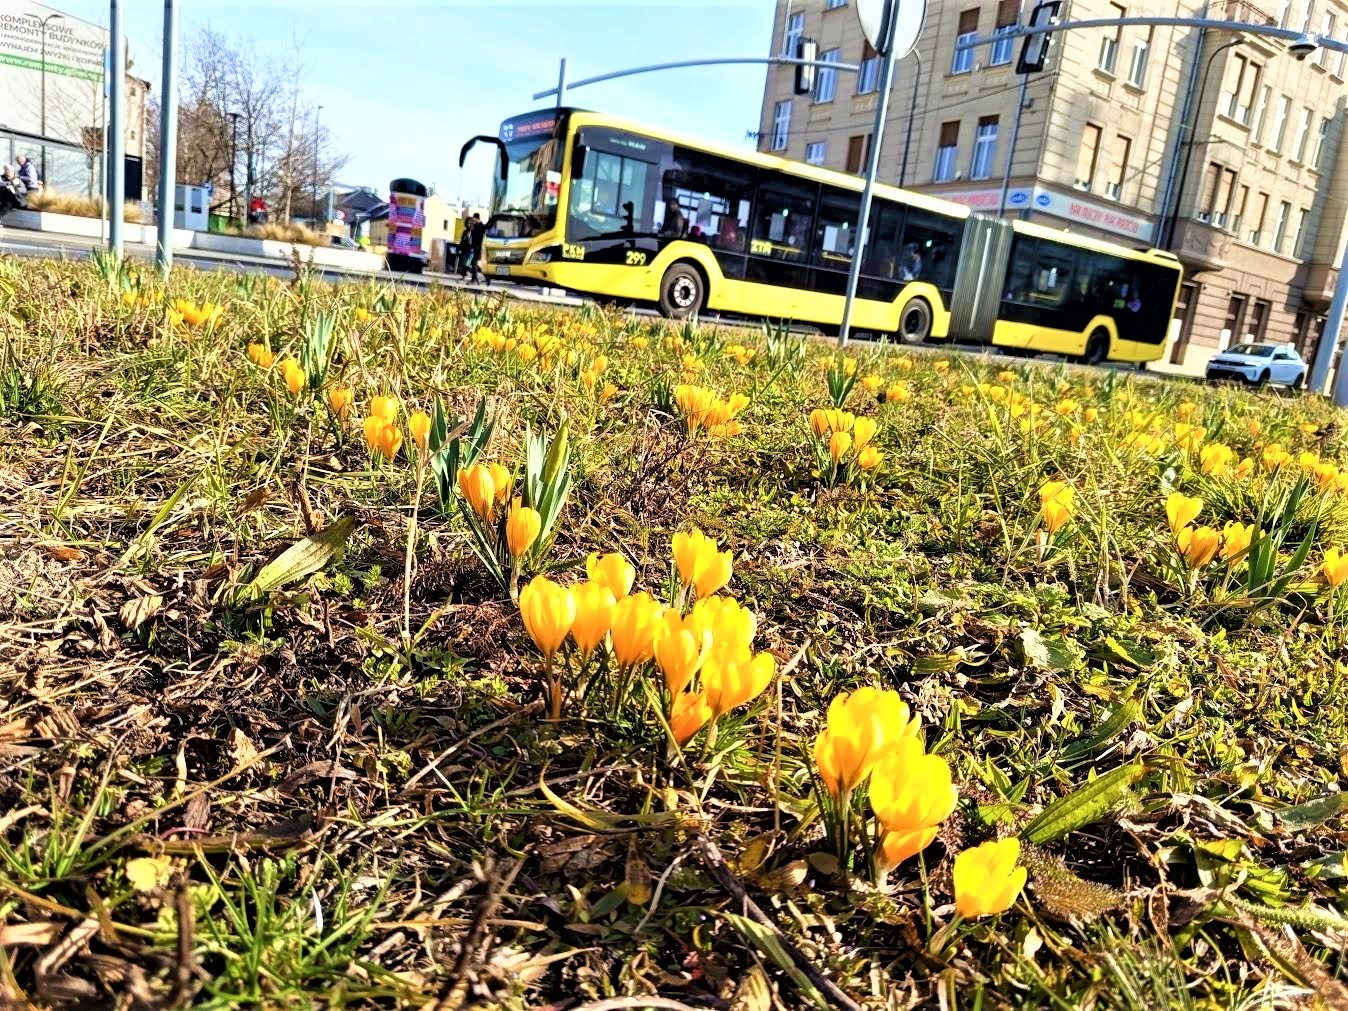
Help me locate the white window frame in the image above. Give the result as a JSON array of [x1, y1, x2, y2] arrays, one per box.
[[1127, 31, 1150, 86], [952, 30, 976, 73], [771, 100, 791, 152], [1292, 105, 1313, 161], [934, 144, 958, 182], [857, 49, 880, 93], [970, 119, 999, 179], [1251, 85, 1271, 144], [805, 141, 827, 166], [783, 11, 805, 57], [1099, 5, 1125, 73], [990, 22, 1017, 65], [1294, 207, 1311, 257], [1274, 200, 1291, 252], [1270, 94, 1292, 153], [1313, 115, 1331, 168], [825, 0, 848, 8], [1320, 11, 1336, 66], [814, 49, 840, 102]]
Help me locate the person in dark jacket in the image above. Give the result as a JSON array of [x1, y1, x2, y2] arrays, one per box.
[[15, 155, 40, 192], [0, 165, 26, 223], [462, 213, 488, 284]]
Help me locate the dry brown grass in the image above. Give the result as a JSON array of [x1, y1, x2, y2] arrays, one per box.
[[242, 221, 328, 246], [25, 188, 143, 222]]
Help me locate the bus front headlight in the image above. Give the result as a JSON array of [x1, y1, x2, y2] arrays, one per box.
[[529, 250, 553, 264]]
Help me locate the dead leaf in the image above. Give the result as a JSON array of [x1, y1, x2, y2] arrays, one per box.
[[0, 922, 61, 946], [41, 544, 83, 562], [119, 594, 164, 631], [234, 488, 269, 517], [228, 728, 260, 771], [626, 839, 652, 907], [730, 962, 774, 1011]]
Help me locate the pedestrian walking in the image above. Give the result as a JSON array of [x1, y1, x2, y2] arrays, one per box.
[[0, 165, 27, 225], [462, 213, 487, 284]]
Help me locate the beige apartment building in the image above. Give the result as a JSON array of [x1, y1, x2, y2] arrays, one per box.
[[758, 0, 1348, 373]]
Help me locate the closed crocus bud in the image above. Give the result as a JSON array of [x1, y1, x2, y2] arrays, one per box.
[[829, 431, 852, 463], [369, 395, 399, 424], [813, 687, 920, 800], [1323, 547, 1348, 587], [609, 591, 665, 668], [653, 609, 712, 697], [1221, 522, 1255, 563], [809, 409, 830, 438], [953, 838, 1027, 919], [569, 581, 617, 659], [487, 462, 512, 505], [587, 551, 636, 599], [885, 383, 911, 403], [281, 359, 305, 395], [408, 411, 432, 451], [672, 528, 733, 598], [1165, 492, 1203, 534], [1038, 480, 1076, 534], [458, 463, 496, 520], [689, 595, 756, 656], [506, 497, 542, 558], [1177, 525, 1221, 568], [857, 446, 884, 471], [328, 386, 354, 419], [870, 737, 958, 872], [701, 650, 775, 718], [852, 416, 878, 451], [519, 575, 575, 660], [669, 690, 713, 745]]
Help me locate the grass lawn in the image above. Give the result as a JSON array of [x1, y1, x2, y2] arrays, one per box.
[[2, 254, 1347, 1010]]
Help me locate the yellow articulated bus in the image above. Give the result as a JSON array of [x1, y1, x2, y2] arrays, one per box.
[[462, 108, 1182, 365]]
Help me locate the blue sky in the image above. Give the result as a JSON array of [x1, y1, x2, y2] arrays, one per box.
[[56, 0, 777, 204]]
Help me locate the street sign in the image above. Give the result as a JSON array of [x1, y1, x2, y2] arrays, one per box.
[[857, 0, 926, 59]]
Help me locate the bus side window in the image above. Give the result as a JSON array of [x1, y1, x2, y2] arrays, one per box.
[[862, 201, 903, 278], [751, 181, 817, 262], [1002, 237, 1037, 301], [813, 188, 862, 270], [662, 145, 755, 253], [899, 208, 963, 290]]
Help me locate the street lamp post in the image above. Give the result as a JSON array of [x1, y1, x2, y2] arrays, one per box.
[[898, 49, 922, 187], [311, 105, 322, 228], [31, 12, 64, 182], [1161, 37, 1243, 249], [228, 111, 239, 224]]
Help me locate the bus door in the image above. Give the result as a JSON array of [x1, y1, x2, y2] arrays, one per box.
[[996, 236, 1081, 350], [567, 128, 664, 274]]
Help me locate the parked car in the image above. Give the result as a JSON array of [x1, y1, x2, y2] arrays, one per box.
[[329, 235, 360, 250], [1205, 343, 1307, 388]]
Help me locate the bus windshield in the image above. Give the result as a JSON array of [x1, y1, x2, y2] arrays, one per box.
[[489, 112, 566, 239]]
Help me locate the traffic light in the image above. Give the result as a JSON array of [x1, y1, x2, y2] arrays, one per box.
[[794, 37, 819, 95], [1016, 0, 1062, 74]]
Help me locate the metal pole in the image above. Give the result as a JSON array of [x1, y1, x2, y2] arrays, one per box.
[[998, 73, 1030, 217], [1163, 39, 1239, 249], [229, 112, 238, 223], [532, 55, 860, 102], [1310, 240, 1348, 393], [98, 46, 107, 246], [1155, 13, 1208, 245], [556, 58, 567, 107], [108, 0, 125, 257], [312, 105, 322, 227], [155, 0, 178, 272], [839, 5, 899, 347], [899, 50, 921, 187]]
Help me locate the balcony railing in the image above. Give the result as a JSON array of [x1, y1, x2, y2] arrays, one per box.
[[1214, 0, 1279, 26], [1170, 218, 1233, 273]]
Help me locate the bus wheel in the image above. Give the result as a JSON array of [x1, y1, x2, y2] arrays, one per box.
[[897, 297, 933, 344], [1082, 329, 1110, 365], [658, 263, 705, 319]]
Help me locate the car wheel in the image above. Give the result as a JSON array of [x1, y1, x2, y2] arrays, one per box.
[[1081, 328, 1110, 366], [658, 262, 705, 319], [896, 297, 933, 345], [1254, 369, 1270, 387], [1292, 371, 1306, 390]]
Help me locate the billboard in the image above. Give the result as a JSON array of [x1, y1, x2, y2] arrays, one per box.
[[0, 2, 106, 141]]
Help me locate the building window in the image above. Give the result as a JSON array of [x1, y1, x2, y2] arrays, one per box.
[[1273, 199, 1291, 252], [1075, 124, 1102, 190], [1294, 207, 1311, 257], [1198, 163, 1236, 227], [1105, 135, 1131, 199], [826, 0, 848, 7], [1099, 3, 1125, 73], [1232, 184, 1249, 236], [1299, 0, 1314, 34], [845, 133, 873, 173], [1270, 94, 1292, 152], [1278, 0, 1293, 26], [1319, 11, 1336, 66], [934, 121, 960, 181], [970, 115, 999, 179], [805, 141, 827, 166], [1292, 106, 1314, 160], [1250, 299, 1271, 341], [783, 11, 804, 57], [1127, 28, 1152, 86], [771, 100, 792, 152], [858, 41, 880, 93], [1248, 191, 1269, 245], [953, 9, 979, 74], [991, 0, 1018, 65], [1314, 115, 1332, 168], [1251, 85, 1271, 143], [1223, 54, 1261, 124], [815, 49, 840, 102]]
